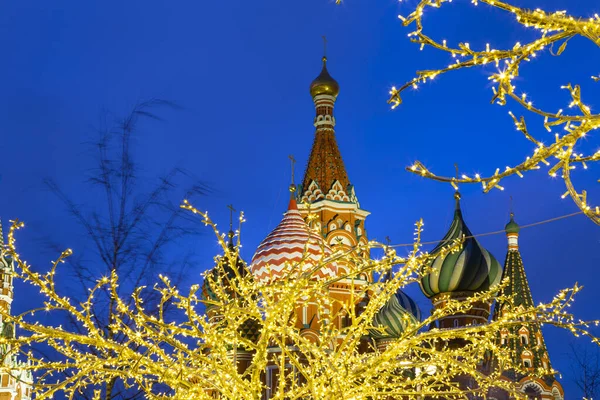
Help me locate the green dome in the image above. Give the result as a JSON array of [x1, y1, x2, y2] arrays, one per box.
[[420, 195, 503, 298], [505, 214, 520, 234], [370, 289, 421, 340], [201, 233, 248, 306]]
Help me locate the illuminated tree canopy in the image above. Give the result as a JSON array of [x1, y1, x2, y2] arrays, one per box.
[[0, 200, 597, 399]]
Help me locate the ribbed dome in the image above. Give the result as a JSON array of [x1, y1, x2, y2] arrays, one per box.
[[370, 289, 421, 340], [420, 195, 502, 298], [310, 57, 340, 98], [505, 213, 520, 234], [250, 198, 338, 283], [201, 234, 247, 306]]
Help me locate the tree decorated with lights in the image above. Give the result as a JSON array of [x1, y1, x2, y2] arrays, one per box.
[[0, 203, 597, 400], [366, 0, 600, 225]]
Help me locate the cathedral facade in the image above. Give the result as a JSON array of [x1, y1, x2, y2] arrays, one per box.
[[204, 53, 565, 400]]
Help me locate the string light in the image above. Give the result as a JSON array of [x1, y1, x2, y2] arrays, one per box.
[[0, 202, 597, 399], [365, 0, 600, 224]]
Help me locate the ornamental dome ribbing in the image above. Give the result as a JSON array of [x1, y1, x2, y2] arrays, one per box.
[[201, 233, 248, 306], [420, 194, 503, 298], [370, 289, 421, 340], [309, 57, 340, 98], [250, 198, 338, 283], [505, 213, 520, 235]]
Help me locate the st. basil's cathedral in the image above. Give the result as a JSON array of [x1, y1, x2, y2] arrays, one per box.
[[202, 53, 565, 400]]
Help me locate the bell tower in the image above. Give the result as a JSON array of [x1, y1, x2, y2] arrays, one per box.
[[297, 41, 370, 276]]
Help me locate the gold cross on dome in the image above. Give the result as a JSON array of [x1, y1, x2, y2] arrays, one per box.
[[322, 35, 327, 59], [227, 204, 236, 231], [288, 154, 297, 185]]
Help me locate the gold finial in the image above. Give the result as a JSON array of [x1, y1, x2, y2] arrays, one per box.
[[509, 195, 514, 218], [322, 35, 328, 62], [288, 155, 297, 194]]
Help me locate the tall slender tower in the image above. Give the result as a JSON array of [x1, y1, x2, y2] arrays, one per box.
[[297, 49, 370, 275], [489, 214, 564, 400], [0, 222, 33, 400]]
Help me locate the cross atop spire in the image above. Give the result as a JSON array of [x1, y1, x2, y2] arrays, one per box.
[[288, 154, 297, 198], [289, 154, 296, 186], [227, 204, 236, 232], [226, 204, 236, 246], [453, 163, 462, 206], [322, 35, 327, 61]]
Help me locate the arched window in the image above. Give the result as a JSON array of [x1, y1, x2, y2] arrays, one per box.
[[521, 335, 528, 345], [453, 319, 459, 328], [500, 328, 509, 345], [523, 359, 532, 368]]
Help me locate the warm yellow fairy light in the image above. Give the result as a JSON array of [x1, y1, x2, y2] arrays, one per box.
[[360, 0, 600, 224], [0, 204, 597, 399]]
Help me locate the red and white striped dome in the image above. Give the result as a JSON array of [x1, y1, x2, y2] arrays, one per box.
[[250, 198, 337, 283]]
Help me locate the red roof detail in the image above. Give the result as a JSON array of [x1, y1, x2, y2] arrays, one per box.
[[300, 131, 350, 197]]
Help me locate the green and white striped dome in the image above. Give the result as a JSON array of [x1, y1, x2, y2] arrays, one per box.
[[420, 195, 502, 298], [370, 289, 421, 340]]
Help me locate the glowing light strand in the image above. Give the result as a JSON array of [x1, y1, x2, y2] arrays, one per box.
[[368, 0, 600, 224]]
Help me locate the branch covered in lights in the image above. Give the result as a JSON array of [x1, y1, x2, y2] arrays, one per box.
[[0, 204, 598, 399], [373, 0, 600, 223]]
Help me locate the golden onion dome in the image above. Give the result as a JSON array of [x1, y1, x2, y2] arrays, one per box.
[[310, 57, 340, 98]]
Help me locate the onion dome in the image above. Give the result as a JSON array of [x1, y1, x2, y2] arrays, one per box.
[[309, 57, 340, 98], [201, 231, 247, 306], [250, 198, 337, 282], [370, 289, 421, 340], [420, 193, 502, 298], [505, 213, 520, 235]]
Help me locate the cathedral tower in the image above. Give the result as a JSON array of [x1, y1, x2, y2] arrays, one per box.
[[489, 215, 564, 400], [296, 52, 370, 275]]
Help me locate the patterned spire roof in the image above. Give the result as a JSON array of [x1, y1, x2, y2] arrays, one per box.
[[250, 198, 338, 282], [300, 131, 350, 198], [420, 195, 502, 298], [492, 221, 557, 385]]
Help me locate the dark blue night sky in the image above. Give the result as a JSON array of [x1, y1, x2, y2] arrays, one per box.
[[1, 0, 599, 397]]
